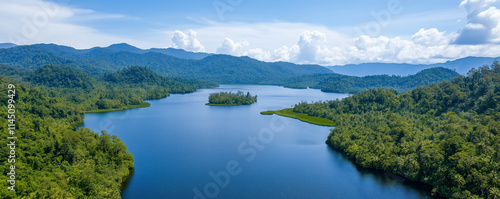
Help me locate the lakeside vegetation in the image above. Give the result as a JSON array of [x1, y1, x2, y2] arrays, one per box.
[[0, 64, 218, 198], [206, 91, 257, 106], [272, 67, 460, 93], [261, 108, 335, 126], [0, 43, 496, 198], [83, 102, 151, 113], [289, 62, 500, 199], [0, 77, 133, 198], [26, 65, 217, 112]]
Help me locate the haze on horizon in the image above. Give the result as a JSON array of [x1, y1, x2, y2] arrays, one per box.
[[1, 0, 500, 66]]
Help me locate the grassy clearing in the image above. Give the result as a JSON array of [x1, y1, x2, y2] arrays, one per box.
[[84, 102, 151, 113], [260, 108, 335, 126], [205, 103, 252, 106]]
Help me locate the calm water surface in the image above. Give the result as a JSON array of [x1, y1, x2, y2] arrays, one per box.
[[83, 85, 434, 199]]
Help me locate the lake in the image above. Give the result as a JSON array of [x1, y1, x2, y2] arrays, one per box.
[[83, 85, 434, 199]]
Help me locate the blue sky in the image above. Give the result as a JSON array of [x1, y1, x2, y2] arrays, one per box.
[[68, 0, 466, 38], [1, 0, 500, 65]]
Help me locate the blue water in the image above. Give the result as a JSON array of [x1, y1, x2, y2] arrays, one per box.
[[83, 85, 434, 199]]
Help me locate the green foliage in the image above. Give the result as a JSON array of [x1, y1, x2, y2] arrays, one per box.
[[84, 102, 151, 113], [28, 65, 95, 89], [0, 44, 332, 84], [0, 64, 218, 198], [265, 73, 341, 89], [292, 62, 500, 199], [0, 78, 133, 198], [102, 66, 217, 95], [273, 67, 459, 93], [103, 66, 168, 84], [207, 91, 257, 106], [0, 64, 29, 81], [317, 67, 459, 93], [261, 108, 335, 126], [15, 65, 218, 113]]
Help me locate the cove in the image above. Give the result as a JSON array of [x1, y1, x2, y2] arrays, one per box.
[[83, 85, 436, 199]]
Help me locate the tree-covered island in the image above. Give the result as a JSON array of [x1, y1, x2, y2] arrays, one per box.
[[206, 91, 257, 106]]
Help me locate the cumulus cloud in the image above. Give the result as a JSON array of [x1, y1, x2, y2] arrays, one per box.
[[246, 48, 272, 61], [216, 27, 500, 66], [271, 46, 295, 62], [460, 0, 497, 15], [295, 31, 329, 63], [170, 0, 500, 65], [171, 30, 205, 52], [215, 38, 248, 56], [455, 0, 500, 44], [411, 28, 451, 46]]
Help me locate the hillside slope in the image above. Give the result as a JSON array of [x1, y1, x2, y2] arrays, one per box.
[[0, 44, 332, 84], [293, 62, 500, 198], [328, 57, 498, 76]]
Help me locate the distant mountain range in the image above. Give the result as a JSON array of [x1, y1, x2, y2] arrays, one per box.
[[0, 43, 497, 85], [0, 43, 17, 49], [103, 43, 211, 60], [328, 57, 499, 76], [0, 43, 332, 84], [0, 43, 209, 60]]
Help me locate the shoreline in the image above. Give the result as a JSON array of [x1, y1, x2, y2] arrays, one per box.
[[326, 144, 446, 199], [260, 108, 336, 126], [205, 103, 255, 106], [264, 108, 443, 198], [84, 102, 151, 113]]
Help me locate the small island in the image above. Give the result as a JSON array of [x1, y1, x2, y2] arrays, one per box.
[[206, 91, 257, 106]]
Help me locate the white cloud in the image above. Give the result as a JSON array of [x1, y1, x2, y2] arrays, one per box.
[[2, 0, 500, 66], [411, 28, 450, 46], [455, 0, 500, 44], [271, 46, 295, 62], [166, 21, 352, 53], [215, 38, 248, 56], [201, 0, 500, 65], [214, 27, 500, 66], [460, 0, 497, 15], [171, 30, 205, 52], [295, 31, 329, 63], [245, 48, 271, 61], [465, 23, 487, 29]]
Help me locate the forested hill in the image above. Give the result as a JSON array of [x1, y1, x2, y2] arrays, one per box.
[[292, 62, 500, 198], [14, 65, 218, 112], [0, 76, 135, 198], [317, 67, 459, 93], [328, 57, 498, 76], [272, 67, 460, 94], [0, 64, 218, 197], [0, 44, 332, 84], [105, 43, 211, 60], [27, 65, 96, 89]]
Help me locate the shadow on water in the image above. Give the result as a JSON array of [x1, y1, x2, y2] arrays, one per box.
[[325, 146, 446, 199], [120, 168, 135, 193]]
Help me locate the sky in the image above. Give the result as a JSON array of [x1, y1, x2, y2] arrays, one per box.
[[1, 0, 500, 65]]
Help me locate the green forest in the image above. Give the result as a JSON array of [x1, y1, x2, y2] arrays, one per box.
[[273, 67, 460, 94], [291, 62, 500, 199], [0, 78, 133, 198], [0, 44, 461, 92], [0, 43, 497, 198], [0, 64, 218, 198], [207, 91, 257, 106], [26, 65, 217, 112], [0, 44, 331, 84]]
